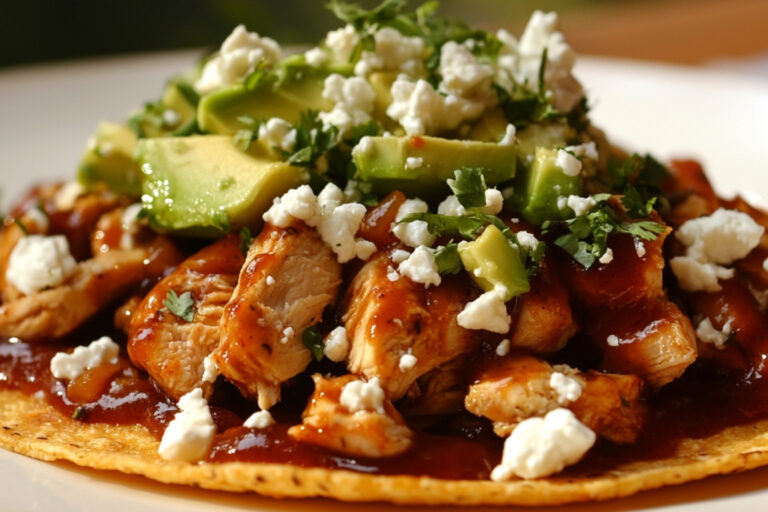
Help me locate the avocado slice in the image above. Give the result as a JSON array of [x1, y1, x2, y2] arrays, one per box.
[[133, 80, 200, 138], [77, 122, 142, 197], [137, 135, 307, 236], [197, 70, 332, 135], [515, 147, 582, 225], [353, 136, 517, 198], [458, 224, 529, 300]]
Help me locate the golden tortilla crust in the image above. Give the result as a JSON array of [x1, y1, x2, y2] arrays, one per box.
[[2, 390, 768, 506]]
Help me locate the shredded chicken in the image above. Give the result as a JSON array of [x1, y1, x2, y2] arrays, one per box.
[[343, 251, 477, 399], [128, 235, 243, 400], [466, 355, 645, 444], [288, 374, 413, 457], [399, 357, 469, 417], [215, 222, 342, 410]]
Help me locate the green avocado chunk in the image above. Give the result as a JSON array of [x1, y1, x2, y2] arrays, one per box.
[[133, 80, 200, 138], [137, 135, 307, 236], [77, 122, 142, 197], [458, 224, 529, 301], [516, 147, 582, 225], [197, 71, 332, 135], [353, 136, 517, 198]]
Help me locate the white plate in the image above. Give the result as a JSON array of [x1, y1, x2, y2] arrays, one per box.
[[1, 53, 768, 511]]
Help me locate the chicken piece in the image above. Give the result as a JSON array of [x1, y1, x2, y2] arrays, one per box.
[[585, 298, 698, 388], [465, 355, 645, 444], [399, 357, 469, 417], [0, 248, 156, 340], [509, 259, 577, 354], [663, 160, 720, 209], [128, 235, 244, 400], [288, 374, 413, 457], [357, 191, 406, 249], [343, 251, 477, 400], [215, 223, 342, 410]]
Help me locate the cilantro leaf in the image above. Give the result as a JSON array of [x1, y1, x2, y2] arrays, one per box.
[[400, 212, 486, 239], [71, 406, 86, 421], [448, 167, 487, 208], [164, 290, 195, 322], [434, 244, 462, 275], [285, 110, 339, 167], [239, 227, 252, 257], [302, 325, 325, 362]]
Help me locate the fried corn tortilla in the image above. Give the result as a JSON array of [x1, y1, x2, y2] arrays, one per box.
[[2, 389, 768, 506]]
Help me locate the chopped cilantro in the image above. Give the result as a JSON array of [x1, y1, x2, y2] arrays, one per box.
[[302, 325, 325, 362], [164, 290, 195, 322], [284, 110, 339, 167], [448, 167, 487, 208], [433, 243, 462, 275], [239, 227, 252, 257], [608, 153, 670, 214]]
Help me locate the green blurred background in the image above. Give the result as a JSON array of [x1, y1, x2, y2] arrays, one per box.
[[2, 0, 767, 68]]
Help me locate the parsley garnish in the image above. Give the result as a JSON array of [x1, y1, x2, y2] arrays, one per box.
[[164, 290, 195, 322], [433, 244, 462, 275], [284, 110, 339, 167], [608, 153, 670, 214], [302, 325, 325, 362], [543, 195, 667, 268], [239, 227, 252, 257], [448, 167, 487, 208]]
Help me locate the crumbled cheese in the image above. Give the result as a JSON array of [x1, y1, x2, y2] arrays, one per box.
[[6, 235, 77, 296], [496, 11, 583, 113], [606, 334, 620, 347], [405, 156, 424, 170], [265, 275, 275, 286], [162, 109, 181, 127], [23, 207, 49, 232], [319, 74, 376, 135], [696, 317, 733, 350], [354, 27, 425, 76], [549, 372, 583, 405], [355, 240, 377, 261], [243, 410, 275, 429], [635, 239, 647, 258], [304, 46, 328, 67], [564, 142, 598, 161], [387, 78, 484, 136], [392, 199, 436, 248], [258, 117, 297, 152], [398, 350, 418, 371], [457, 288, 511, 334], [54, 181, 85, 211], [437, 195, 466, 217], [490, 408, 595, 480], [280, 327, 294, 344], [598, 248, 614, 265], [263, 185, 318, 227], [202, 355, 219, 384], [50, 336, 120, 380], [339, 377, 385, 414], [671, 209, 764, 292], [556, 149, 582, 177], [325, 25, 359, 62], [324, 326, 349, 362], [398, 246, 441, 288], [499, 124, 517, 146], [438, 41, 496, 109], [562, 195, 596, 216], [496, 339, 511, 357], [515, 230, 539, 252], [195, 25, 281, 94], [386, 265, 400, 282], [480, 189, 504, 215], [158, 388, 216, 462], [390, 249, 411, 264]]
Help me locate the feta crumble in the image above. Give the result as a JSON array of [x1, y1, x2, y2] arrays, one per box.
[[696, 317, 733, 350], [202, 355, 220, 384], [158, 388, 216, 462], [438, 41, 496, 108], [490, 408, 596, 480], [258, 117, 297, 152], [437, 195, 466, 217], [280, 326, 294, 344], [390, 249, 411, 264], [6, 235, 77, 296], [606, 334, 620, 347], [405, 156, 424, 170], [195, 25, 281, 95], [480, 189, 504, 215], [635, 239, 647, 258], [549, 372, 583, 405], [266, 275, 275, 286], [457, 288, 511, 334], [162, 108, 180, 127], [386, 265, 400, 282], [304, 46, 328, 67], [325, 25, 359, 62], [340, 377, 385, 414], [561, 195, 596, 216], [496, 339, 511, 357], [398, 350, 418, 372], [555, 149, 582, 177], [319, 74, 376, 135], [23, 207, 49, 232], [324, 326, 349, 362], [50, 336, 120, 380], [243, 410, 275, 429], [598, 248, 614, 265], [392, 199, 436, 248], [398, 246, 441, 288], [670, 209, 764, 292], [54, 181, 85, 211], [515, 230, 539, 251], [354, 27, 425, 76]]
